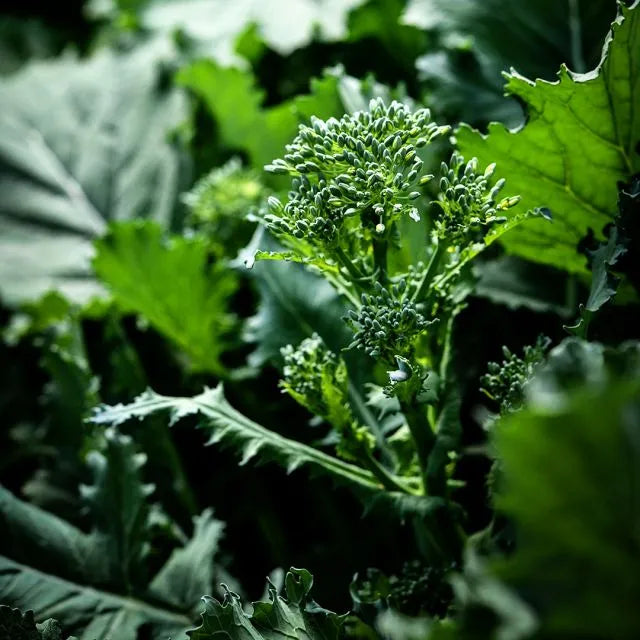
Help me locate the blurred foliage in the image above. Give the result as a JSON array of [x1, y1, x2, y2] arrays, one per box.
[[1, 1, 639, 639]]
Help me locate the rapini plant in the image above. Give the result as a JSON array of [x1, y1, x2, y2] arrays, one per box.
[[94, 96, 545, 567]]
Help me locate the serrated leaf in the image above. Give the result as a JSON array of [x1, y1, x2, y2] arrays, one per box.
[[187, 567, 346, 640], [93, 221, 237, 375], [149, 508, 225, 610], [90, 385, 381, 493], [0, 44, 191, 305], [80, 428, 154, 591], [456, 2, 640, 273]]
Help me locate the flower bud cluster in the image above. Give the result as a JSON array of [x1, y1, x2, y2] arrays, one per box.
[[280, 334, 347, 418], [481, 336, 551, 413], [280, 335, 375, 460], [265, 99, 448, 250], [346, 281, 434, 362], [182, 157, 264, 255], [184, 157, 265, 225], [434, 152, 520, 244]]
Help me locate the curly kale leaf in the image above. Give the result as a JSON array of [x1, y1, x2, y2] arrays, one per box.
[[188, 567, 346, 639]]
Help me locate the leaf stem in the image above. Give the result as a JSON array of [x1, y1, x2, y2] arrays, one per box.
[[411, 240, 446, 303], [359, 450, 412, 494], [398, 396, 435, 493], [373, 237, 388, 284], [334, 245, 367, 283]]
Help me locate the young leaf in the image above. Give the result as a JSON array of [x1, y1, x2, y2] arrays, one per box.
[[80, 428, 154, 591], [0, 43, 190, 305], [93, 221, 237, 376], [187, 567, 346, 640], [456, 1, 640, 273], [149, 509, 225, 610]]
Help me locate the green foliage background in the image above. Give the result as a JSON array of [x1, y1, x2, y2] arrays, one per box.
[[1, 0, 639, 639]]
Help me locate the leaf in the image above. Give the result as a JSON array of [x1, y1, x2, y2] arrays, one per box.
[[177, 63, 406, 170], [0, 606, 77, 640], [90, 385, 382, 492], [525, 337, 640, 411], [90, 0, 366, 66], [494, 374, 640, 638], [0, 485, 107, 586], [474, 256, 575, 316], [80, 428, 155, 591], [0, 43, 191, 305], [93, 220, 237, 375], [0, 485, 193, 639], [187, 567, 346, 640], [405, 0, 618, 127], [0, 556, 191, 640], [244, 259, 353, 370], [149, 508, 225, 610], [177, 60, 298, 168], [456, 1, 640, 273]]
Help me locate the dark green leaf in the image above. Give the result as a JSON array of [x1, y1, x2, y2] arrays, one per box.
[[495, 373, 640, 637], [90, 385, 381, 492], [80, 428, 154, 591], [149, 509, 225, 610]]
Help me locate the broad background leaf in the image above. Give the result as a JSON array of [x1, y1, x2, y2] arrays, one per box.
[[456, 2, 640, 273], [0, 43, 191, 305]]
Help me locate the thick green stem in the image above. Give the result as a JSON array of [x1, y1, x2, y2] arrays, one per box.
[[359, 450, 412, 494], [334, 245, 367, 283], [399, 396, 435, 493]]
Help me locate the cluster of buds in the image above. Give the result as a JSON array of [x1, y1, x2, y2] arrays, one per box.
[[434, 152, 520, 244], [182, 157, 265, 255], [265, 99, 449, 252], [481, 336, 551, 414], [346, 281, 435, 362], [280, 334, 349, 419], [280, 335, 374, 460]]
